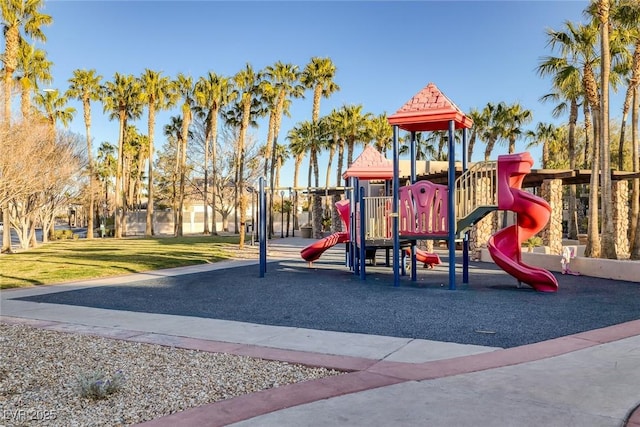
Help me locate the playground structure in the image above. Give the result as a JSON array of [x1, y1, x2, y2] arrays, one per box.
[[261, 82, 559, 292]]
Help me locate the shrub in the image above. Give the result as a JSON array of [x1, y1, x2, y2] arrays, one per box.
[[75, 370, 125, 400], [53, 229, 75, 240]]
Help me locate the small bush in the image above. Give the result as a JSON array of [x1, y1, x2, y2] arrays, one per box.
[[53, 229, 75, 240], [75, 370, 125, 400]]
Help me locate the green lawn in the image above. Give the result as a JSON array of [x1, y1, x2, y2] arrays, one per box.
[[0, 235, 245, 289]]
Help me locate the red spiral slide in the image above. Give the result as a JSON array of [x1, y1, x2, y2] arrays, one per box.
[[487, 153, 558, 292]]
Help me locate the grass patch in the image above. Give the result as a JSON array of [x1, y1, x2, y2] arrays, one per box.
[[0, 235, 244, 289]]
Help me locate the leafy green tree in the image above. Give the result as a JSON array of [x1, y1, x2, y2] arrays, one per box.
[[67, 69, 103, 239], [139, 69, 177, 236]]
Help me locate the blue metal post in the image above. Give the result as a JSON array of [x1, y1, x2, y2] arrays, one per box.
[[352, 177, 360, 275], [359, 186, 366, 280], [410, 131, 417, 281], [461, 128, 469, 284], [259, 177, 267, 277], [392, 125, 400, 287], [447, 120, 456, 290]]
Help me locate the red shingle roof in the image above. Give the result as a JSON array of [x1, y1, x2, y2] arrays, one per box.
[[388, 82, 473, 132], [342, 145, 393, 180]]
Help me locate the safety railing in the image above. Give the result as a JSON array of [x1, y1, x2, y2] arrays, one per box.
[[454, 161, 498, 220], [361, 196, 393, 239]]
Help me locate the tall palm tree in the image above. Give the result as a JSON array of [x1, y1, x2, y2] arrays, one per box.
[[33, 89, 75, 240], [233, 63, 263, 248], [264, 61, 304, 236], [526, 122, 565, 168], [96, 141, 117, 220], [163, 115, 185, 230], [499, 102, 533, 154], [1, 0, 52, 125], [369, 113, 393, 154], [467, 107, 487, 161], [546, 20, 603, 257], [102, 73, 142, 238], [597, 0, 617, 259], [66, 69, 103, 239], [538, 27, 587, 240], [399, 132, 437, 160], [17, 42, 51, 119], [175, 73, 195, 237], [139, 69, 177, 237], [194, 72, 236, 236], [1, 0, 51, 253], [301, 57, 340, 124], [481, 102, 507, 161], [611, 0, 640, 254], [33, 88, 75, 132], [287, 120, 328, 238]]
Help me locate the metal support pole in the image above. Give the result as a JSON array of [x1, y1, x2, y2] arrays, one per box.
[[259, 177, 267, 277], [359, 186, 366, 280], [447, 120, 456, 290], [410, 131, 417, 282], [392, 125, 400, 287]]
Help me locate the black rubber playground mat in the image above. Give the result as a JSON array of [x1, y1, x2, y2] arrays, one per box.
[[14, 258, 640, 348]]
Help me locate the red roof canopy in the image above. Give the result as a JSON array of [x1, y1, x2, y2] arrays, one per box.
[[343, 146, 393, 180], [388, 82, 473, 132]]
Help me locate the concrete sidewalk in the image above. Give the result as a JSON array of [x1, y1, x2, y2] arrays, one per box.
[[2, 238, 639, 426]]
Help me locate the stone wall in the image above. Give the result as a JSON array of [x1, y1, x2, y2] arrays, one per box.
[[540, 179, 563, 255], [613, 180, 630, 259]]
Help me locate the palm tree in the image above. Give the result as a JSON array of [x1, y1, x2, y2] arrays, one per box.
[[174, 73, 195, 237], [526, 122, 565, 169], [499, 102, 533, 154], [301, 57, 340, 124], [369, 113, 393, 154], [139, 69, 177, 237], [1, 0, 52, 125], [163, 115, 185, 230], [264, 61, 304, 236], [482, 102, 507, 161], [538, 26, 587, 240], [102, 73, 143, 238], [546, 20, 603, 257], [96, 141, 117, 221], [17, 42, 51, 119], [33, 89, 75, 240], [287, 120, 328, 238], [338, 104, 371, 166], [399, 132, 437, 160], [610, 0, 640, 254], [1, 0, 51, 253], [467, 107, 487, 161], [33, 89, 75, 133], [596, 0, 616, 259], [66, 69, 103, 239], [233, 63, 263, 248], [194, 72, 236, 236]]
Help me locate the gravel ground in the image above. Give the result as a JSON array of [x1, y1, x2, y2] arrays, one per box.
[[0, 323, 342, 427]]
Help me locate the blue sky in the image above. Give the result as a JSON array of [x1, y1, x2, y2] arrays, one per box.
[[38, 0, 618, 185]]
